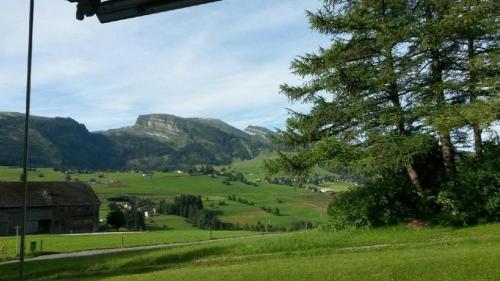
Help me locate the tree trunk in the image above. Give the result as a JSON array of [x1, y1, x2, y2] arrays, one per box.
[[384, 44, 424, 191], [439, 130, 456, 179], [468, 36, 483, 160], [406, 163, 423, 195], [379, 0, 424, 190], [427, 5, 456, 179], [473, 125, 483, 160]]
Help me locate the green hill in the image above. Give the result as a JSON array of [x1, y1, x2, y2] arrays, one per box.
[[0, 112, 273, 170]]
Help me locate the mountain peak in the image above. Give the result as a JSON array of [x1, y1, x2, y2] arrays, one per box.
[[0, 112, 273, 170], [135, 114, 184, 135], [244, 125, 276, 138]]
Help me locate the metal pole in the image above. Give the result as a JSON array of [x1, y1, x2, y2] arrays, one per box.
[[20, 0, 35, 280], [15, 226, 19, 256]]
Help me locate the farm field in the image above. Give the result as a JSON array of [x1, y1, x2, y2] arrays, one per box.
[[0, 165, 338, 228], [0, 223, 499, 281]]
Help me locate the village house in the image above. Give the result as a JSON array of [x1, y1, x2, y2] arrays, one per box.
[[142, 207, 157, 218], [0, 182, 100, 236], [87, 178, 98, 185], [319, 188, 334, 194]]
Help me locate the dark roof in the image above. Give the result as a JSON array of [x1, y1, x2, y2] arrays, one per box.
[[0, 182, 100, 208]]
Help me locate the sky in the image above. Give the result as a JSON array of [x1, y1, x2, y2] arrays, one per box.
[[0, 0, 330, 131]]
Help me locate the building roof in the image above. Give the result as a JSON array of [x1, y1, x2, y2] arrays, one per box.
[[0, 182, 100, 208]]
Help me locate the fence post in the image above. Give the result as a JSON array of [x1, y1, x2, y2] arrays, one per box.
[[15, 226, 19, 256]]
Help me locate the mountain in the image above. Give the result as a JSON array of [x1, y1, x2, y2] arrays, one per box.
[[103, 114, 272, 170], [0, 112, 120, 170], [0, 112, 273, 170], [244, 125, 277, 140]]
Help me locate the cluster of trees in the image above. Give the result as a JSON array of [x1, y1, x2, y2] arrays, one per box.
[[106, 199, 147, 231], [158, 195, 204, 217], [187, 165, 217, 176], [185, 166, 258, 187], [264, 177, 297, 186], [260, 206, 281, 216], [53, 168, 97, 174], [222, 171, 258, 186], [268, 0, 499, 228], [107, 196, 131, 202], [264, 174, 348, 186], [227, 195, 255, 205], [155, 195, 314, 232], [158, 195, 229, 230]]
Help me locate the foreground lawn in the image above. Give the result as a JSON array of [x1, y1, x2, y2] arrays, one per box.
[[1, 224, 499, 281], [0, 228, 257, 262]]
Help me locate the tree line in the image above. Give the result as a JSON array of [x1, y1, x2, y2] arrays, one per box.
[[158, 195, 229, 230], [267, 0, 499, 228]]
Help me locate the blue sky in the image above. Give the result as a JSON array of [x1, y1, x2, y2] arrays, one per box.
[[0, 0, 329, 131]]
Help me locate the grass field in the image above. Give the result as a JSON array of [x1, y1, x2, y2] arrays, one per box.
[[0, 163, 336, 262], [0, 214, 256, 262], [0, 166, 336, 227], [0, 223, 498, 281]]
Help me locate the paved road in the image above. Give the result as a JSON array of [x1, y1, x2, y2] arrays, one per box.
[[0, 234, 277, 266]]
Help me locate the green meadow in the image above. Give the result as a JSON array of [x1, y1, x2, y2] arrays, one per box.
[[0, 224, 498, 281], [1, 165, 499, 281], [0, 163, 339, 261], [0, 215, 256, 262], [0, 165, 337, 228]]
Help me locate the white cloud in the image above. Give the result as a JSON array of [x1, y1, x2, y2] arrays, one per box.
[[0, 0, 329, 131]]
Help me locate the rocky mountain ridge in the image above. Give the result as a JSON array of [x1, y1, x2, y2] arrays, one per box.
[[0, 112, 274, 170]]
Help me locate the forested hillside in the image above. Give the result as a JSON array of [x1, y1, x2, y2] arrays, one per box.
[[0, 112, 273, 170]]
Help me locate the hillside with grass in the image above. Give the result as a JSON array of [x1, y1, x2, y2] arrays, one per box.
[[1, 224, 499, 281], [0, 165, 337, 230]]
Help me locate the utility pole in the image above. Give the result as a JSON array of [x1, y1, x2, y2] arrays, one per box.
[[19, 0, 35, 280]]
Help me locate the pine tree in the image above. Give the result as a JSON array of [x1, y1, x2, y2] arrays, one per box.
[[407, 0, 498, 176], [447, 0, 498, 160], [269, 0, 498, 193], [270, 0, 432, 194]]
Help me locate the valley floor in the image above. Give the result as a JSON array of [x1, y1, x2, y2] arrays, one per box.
[[1, 224, 499, 281]]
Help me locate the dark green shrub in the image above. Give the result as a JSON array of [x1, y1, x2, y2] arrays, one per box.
[[486, 195, 500, 221], [437, 143, 500, 226], [290, 221, 314, 231], [325, 173, 419, 230], [106, 210, 126, 231]]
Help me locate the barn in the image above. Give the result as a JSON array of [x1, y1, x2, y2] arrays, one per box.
[[0, 182, 100, 236]]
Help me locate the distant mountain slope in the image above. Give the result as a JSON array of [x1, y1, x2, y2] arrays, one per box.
[[0, 112, 274, 170], [0, 112, 120, 169], [103, 114, 271, 169], [244, 125, 277, 140]]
